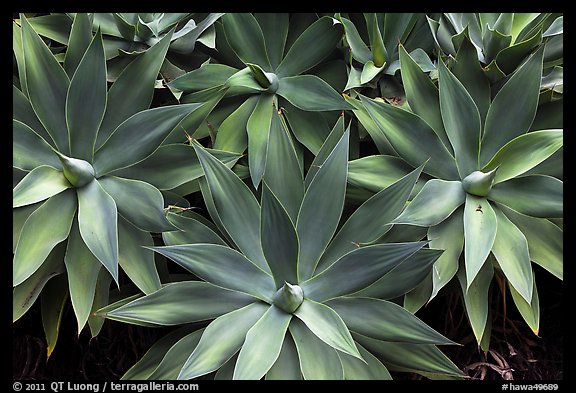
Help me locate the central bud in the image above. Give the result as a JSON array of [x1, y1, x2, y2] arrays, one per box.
[[247, 63, 279, 93], [55, 151, 95, 188], [461, 169, 497, 197], [272, 282, 304, 314]]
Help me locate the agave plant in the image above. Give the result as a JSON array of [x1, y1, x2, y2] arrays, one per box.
[[338, 13, 435, 91], [427, 13, 563, 82], [12, 14, 204, 351], [169, 13, 354, 187], [99, 112, 463, 380], [350, 39, 562, 347]]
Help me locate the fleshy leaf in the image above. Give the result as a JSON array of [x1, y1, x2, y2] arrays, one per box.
[[13, 166, 71, 208]]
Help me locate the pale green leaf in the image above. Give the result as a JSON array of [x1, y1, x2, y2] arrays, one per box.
[[222, 13, 271, 70], [13, 166, 70, 208], [277, 75, 353, 111], [41, 274, 69, 357], [265, 335, 302, 380], [246, 94, 274, 188], [13, 119, 61, 171]]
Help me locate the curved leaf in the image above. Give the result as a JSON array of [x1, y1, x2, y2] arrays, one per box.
[[117, 217, 161, 295], [178, 302, 268, 380], [234, 306, 292, 380], [328, 297, 455, 345], [339, 343, 392, 380], [13, 85, 53, 147], [277, 16, 343, 77], [254, 13, 288, 70], [12, 166, 70, 208], [289, 317, 344, 380], [94, 104, 199, 176], [438, 58, 481, 178], [293, 299, 361, 359], [463, 195, 497, 287], [305, 114, 345, 188], [104, 281, 255, 326], [346, 155, 414, 193], [13, 120, 61, 171], [21, 15, 70, 153], [303, 242, 427, 302], [13, 243, 65, 322], [498, 204, 562, 280], [169, 64, 237, 92], [482, 130, 563, 184], [265, 335, 302, 380], [480, 47, 545, 166], [428, 207, 464, 300], [13, 202, 42, 253], [510, 274, 540, 335], [212, 96, 256, 153], [261, 183, 299, 287], [41, 274, 69, 358], [65, 220, 101, 333], [492, 208, 533, 302], [98, 176, 173, 232], [222, 13, 271, 70], [393, 179, 465, 226], [88, 268, 113, 337], [281, 100, 332, 154], [96, 30, 174, 148], [340, 17, 371, 63], [77, 179, 118, 283], [146, 329, 204, 380], [193, 143, 269, 272], [320, 163, 423, 268], [360, 95, 459, 180], [246, 94, 274, 188], [296, 129, 349, 281], [63, 13, 93, 77], [163, 211, 226, 247], [152, 244, 276, 303], [66, 30, 107, 162], [277, 75, 353, 111], [13, 190, 76, 286], [489, 175, 562, 218]]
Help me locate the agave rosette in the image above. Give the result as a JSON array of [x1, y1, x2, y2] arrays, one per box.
[[99, 113, 463, 380]]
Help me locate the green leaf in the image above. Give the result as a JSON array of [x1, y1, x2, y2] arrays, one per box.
[[41, 274, 69, 358], [463, 195, 497, 287], [66, 30, 107, 162], [252, 13, 287, 70], [13, 243, 65, 322], [98, 176, 173, 232], [112, 145, 241, 191], [13, 202, 41, 253], [104, 281, 254, 326], [65, 220, 101, 333], [264, 111, 304, 221], [346, 155, 414, 193], [152, 244, 276, 303], [277, 75, 353, 112], [281, 100, 332, 154], [482, 26, 512, 63], [122, 327, 198, 380], [428, 207, 464, 299], [77, 179, 118, 283], [357, 249, 443, 300], [234, 306, 292, 380], [393, 179, 465, 226], [169, 64, 237, 92], [13, 85, 53, 147], [360, 95, 459, 180], [296, 129, 349, 281], [21, 15, 70, 153], [438, 58, 481, 178], [13, 120, 61, 171], [339, 343, 392, 380], [94, 104, 199, 176], [482, 130, 563, 184], [321, 163, 423, 268], [305, 115, 345, 188], [222, 13, 271, 70], [277, 16, 343, 77], [178, 302, 268, 380], [383, 13, 419, 52], [328, 297, 455, 345], [213, 96, 257, 153], [498, 204, 562, 280], [354, 333, 464, 377], [96, 30, 173, 148], [265, 335, 302, 380], [340, 17, 372, 63], [399, 45, 449, 150], [261, 183, 299, 287], [147, 329, 204, 380], [457, 258, 494, 344], [510, 274, 540, 335], [163, 212, 226, 247], [492, 208, 533, 302], [480, 47, 545, 166], [193, 143, 269, 272], [360, 60, 384, 84], [63, 13, 93, 77], [88, 268, 112, 337], [289, 317, 344, 380], [368, 14, 387, 67], [496, 31, 542, 75], [246, 94, 274, 188], [117, 217, 161, 295], [293, 299, 361, 359], [489, 175, 562, 218], [26, 14, 73, 44], [13, 190, 76, 286], [13, 22, 28, 95], [304, 241, 427, 302]]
